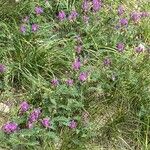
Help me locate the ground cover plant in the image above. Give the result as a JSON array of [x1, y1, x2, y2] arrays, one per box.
[[0, 0, 150, 149]]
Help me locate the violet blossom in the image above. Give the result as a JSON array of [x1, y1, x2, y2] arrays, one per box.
[[20, 25, 26, 33], [35, 6, 43, 15], [79, 72, 88, 82], [130, 12, 141, 23], [51, 78, 59, 86], [19, 101, 29, 114], [2, 122, 18, 134], [68, 10, 78, 22], [92, 0, 102, 12], [82, 0, 89, 12], [116, 43, 125, 52], [103, 58, 111, 66], [0, 64, 6, 73], [28, 108, 41, 123], [58, 11, 66, 21], [117, 5, 125, 16], [69, 120, 77, 129], [75, 45, 82, 54], [72, 58, 81, 71], [41, 118, 51, 128], [31, 24, 39, 32], [66, 79, 74, 86], [120, 18, 128, 26], [135, 44, 145, 53]]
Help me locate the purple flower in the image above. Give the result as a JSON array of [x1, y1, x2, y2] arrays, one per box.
[[72, 58, 81, 71], [41, 118, 51, 128], [20, 25, 26, 33], [116, 43, 125, 52], [120, 18, 128, 26], [69, 120, 77, 129], [103, 58, 111, 66], [75, 45, 82, 54], [22, 16, 29, 23], [118, 5, 125, 16], [83, 15, 89, 24], [19, 101, 29, 114], [130, 12, 141, 23], [27, 122, 33, 129], [79, 72, 88, 82], [51, 78, 59, 86], [141, 12, 150, 18], [58, 11, 66, 21], [2, 122, 18, 134], [68, 10, 78, 22], [92, 0, 102, 12], [135, 44, 145, 53], [28, 108, 41, 123], [66, 79, 73, 86], [0, 64, 6, 73], [82, 0, 89, 12], [35, 6, 43, 15], [31, 24, 39, 32]]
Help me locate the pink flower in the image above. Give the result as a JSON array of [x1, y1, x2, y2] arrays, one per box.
[[58, 11, 66, 21], [72, 58, 81, 71], [68, 10, 78, 22], [69, 120, 77, 129], [116, 43, 125, 52], [120, 18, 128, 26], [82, 0, 89, 12], [20, 25, 26, 33], [118, 5, 125, 16], [79, 72, 88, 82], [66, 79, 73, 86], [41, 118, 51, 128], [2, 122, 18, 134], [35, 6, 43, 15], [51, 78, 59, 86], [135, 44, 145, 53], [19, 101, 29, 114], [31, 24, 39, 32], [92, 0, 102, 12], [75, 45, 82, 54]]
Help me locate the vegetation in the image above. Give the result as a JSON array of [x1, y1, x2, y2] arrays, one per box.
[[0, 0, 150, 149]]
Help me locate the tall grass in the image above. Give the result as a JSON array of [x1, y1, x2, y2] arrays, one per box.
[[0, 0, 150, 149]]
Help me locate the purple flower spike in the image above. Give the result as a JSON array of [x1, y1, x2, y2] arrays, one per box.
[[68, 10, 78, 22], [135, 44, 145, 53], [103, 58, 111, 66], [72, 58, 81, 71], [41, 118, 51, 128], [118, 5, 125, 16], [0, 64, 6, 73], [79, 72, 88, 82], [116, 43, 125, 52], [2, 122, 18, 134], [20, 25, 26, 33], [75, 45, 82, 54], [92, 0, 102, 12], [58, 11, 66, 21], [69, 120, 77, 129], [120, 18, 128, 26], [19, 101, 29, 114], [35, 6, 43, 15], [31, 24, 39, 32], [130, 12, 141, 23], [28, 108, 41, 123], [66, 79, 73, 86], [51, 78, 59, 86]]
